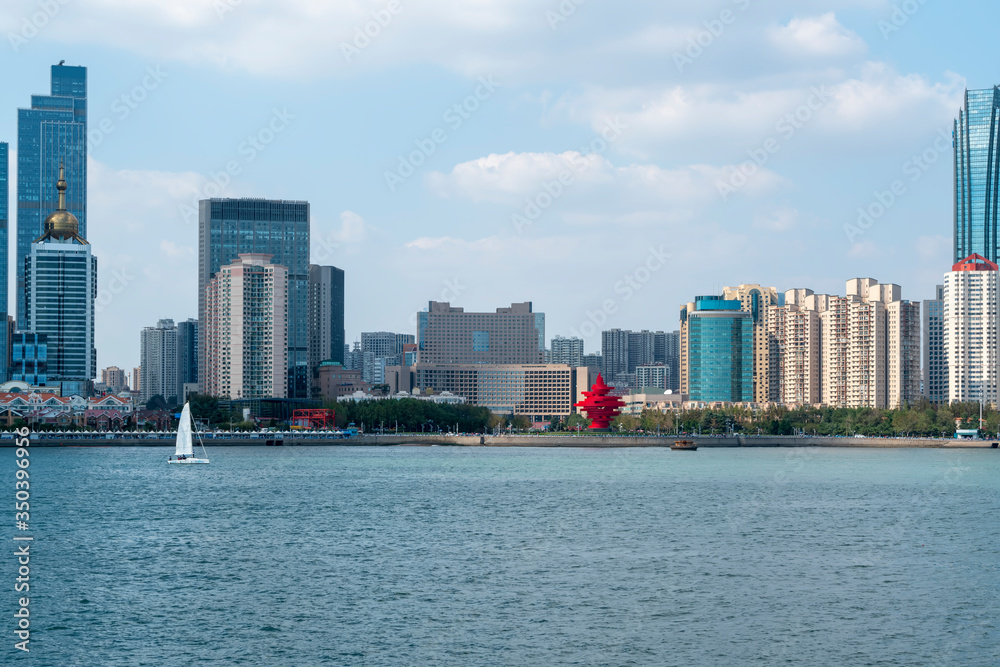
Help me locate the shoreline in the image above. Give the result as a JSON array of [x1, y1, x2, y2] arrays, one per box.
[[4, 434, 998, 449]]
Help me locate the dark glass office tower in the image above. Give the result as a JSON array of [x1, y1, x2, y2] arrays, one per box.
[[198, 199, 310, 397], [955, 86, 1000, 262], [0, 143, 8, 380], [17, 64, 87, 325]]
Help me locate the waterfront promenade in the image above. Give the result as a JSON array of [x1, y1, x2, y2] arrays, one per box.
[[4, 433, 997, 448]]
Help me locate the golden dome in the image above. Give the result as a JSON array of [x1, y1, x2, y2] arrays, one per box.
[[36, 162, 86, 244]]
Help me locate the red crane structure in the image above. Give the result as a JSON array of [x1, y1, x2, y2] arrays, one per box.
[[574, 374, 625, 431]]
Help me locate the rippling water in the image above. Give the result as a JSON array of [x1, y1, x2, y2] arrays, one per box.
[[7, 446, 1000, 665]]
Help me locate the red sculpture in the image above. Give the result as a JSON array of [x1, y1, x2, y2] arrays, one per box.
[[574, 374, 625, 430]]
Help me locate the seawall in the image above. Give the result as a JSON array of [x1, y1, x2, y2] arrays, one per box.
[[5, 434, 998, 448]]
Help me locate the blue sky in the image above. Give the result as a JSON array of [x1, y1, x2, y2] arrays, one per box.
[[0, 0, 995, 372]]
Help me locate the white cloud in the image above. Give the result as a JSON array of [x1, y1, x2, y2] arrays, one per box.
[[770, 13, 867, 57], [555, 65, 963, 160], [753, 208, 800, 232], [427, 151, 785, 210]]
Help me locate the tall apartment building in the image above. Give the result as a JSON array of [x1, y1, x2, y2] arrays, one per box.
[[17, 64, 87, 325], [601, 329, 630, 382], [308, 264, 346, 375], [101, 366, 127, 392], [177, 319, 199, 393], [887, 299, 921, 409], [922, 285, 947, 404], [943, 254, 999, 405], [636, 364, 667, 391], [417, 302, 544, 364], [767, 290, 821, 406], [582, 353, 603, 377], [954, 87, 1000, 263], [139, 319, 179, 403], [199, 199, 309, 396], [132, 367, 141, 394], [679, 296, 754, 403], [24, 166, 96, 397], [655, 331, 680, 391], [203, 254, 288, 399], [722, 285, 783, 403], [550, 336, 584, 367], [628, 330, 656, 372]]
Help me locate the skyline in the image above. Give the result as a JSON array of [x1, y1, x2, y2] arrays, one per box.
[[0, 2, 996, 373]]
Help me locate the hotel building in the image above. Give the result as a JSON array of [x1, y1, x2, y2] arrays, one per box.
[[203, 254, 288, 399], [414, 363, 575, 419], [417, 301, 544, 365], [679, 296, 754, 403], [24, 166, 96, 397], [943, 254, 999, 406]]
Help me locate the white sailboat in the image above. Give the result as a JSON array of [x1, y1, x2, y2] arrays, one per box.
[[168, 403, 210, 464]]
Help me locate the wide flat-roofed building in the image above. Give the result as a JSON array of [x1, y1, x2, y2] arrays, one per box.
[[414, 363, 573, 418], [417, 301, 544, 365]]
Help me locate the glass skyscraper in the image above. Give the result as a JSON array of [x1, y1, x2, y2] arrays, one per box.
[[17, 64, 87, 325], [0, 143, 9, 380], [684, 297, 753, 403], [198, 199, 310, 397], [955, 86, 1000, 262]]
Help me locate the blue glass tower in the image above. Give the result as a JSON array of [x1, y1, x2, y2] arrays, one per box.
[[955, 87, 1000, 263], [17, 63, 87, 325], [0, 142, 8, 380], [684, 297, 753, 403]]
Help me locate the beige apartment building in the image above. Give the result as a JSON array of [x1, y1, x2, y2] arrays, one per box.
[[203, 254, 288, 399], [722, 284, 782, 403]]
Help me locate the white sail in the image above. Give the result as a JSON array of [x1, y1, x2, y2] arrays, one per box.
[[175, 403, 194, 457]]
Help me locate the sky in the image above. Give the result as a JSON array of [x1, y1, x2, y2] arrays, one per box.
[[0, 0, 995, 373]]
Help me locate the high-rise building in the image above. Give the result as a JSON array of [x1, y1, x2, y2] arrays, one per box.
[[767, 290, 822, 406], [635, 364, 667, 391], [17, 64, 87, 325], [922, 285, 947, 404], [681, 296, 754, 403], [943, 254, 999, 406], [140, 319, 178, 403], [177, 319, 199, 392], [601, 329, 630, 381], [722, 285, 783, 403], [24, 166, 96, 396], [11, 333, 47, 386], [395, 333, 415, 354], [101, 366, 127, 392], [132, 367, 141, 393], [0, 142, 8, 381], [417, 302, 544, 364], [550, 336, 584, 367], [954, 87, 1000, 263], [582, 353, 603, 376], [663, 331, 680, 392], [307, 265, 345, 376], [628, 330, 656, 372], [198, 199, 309, 396], [203, 254, 288, 399], [361, 332, 397, 359]]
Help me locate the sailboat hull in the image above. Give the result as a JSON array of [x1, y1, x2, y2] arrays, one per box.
[[168, 458, 210, 464]]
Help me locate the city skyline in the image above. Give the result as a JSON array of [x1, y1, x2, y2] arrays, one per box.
[[0, 3, 995, 373]]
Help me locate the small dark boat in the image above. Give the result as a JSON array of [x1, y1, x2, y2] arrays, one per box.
[[671, 440, 698, 451]]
